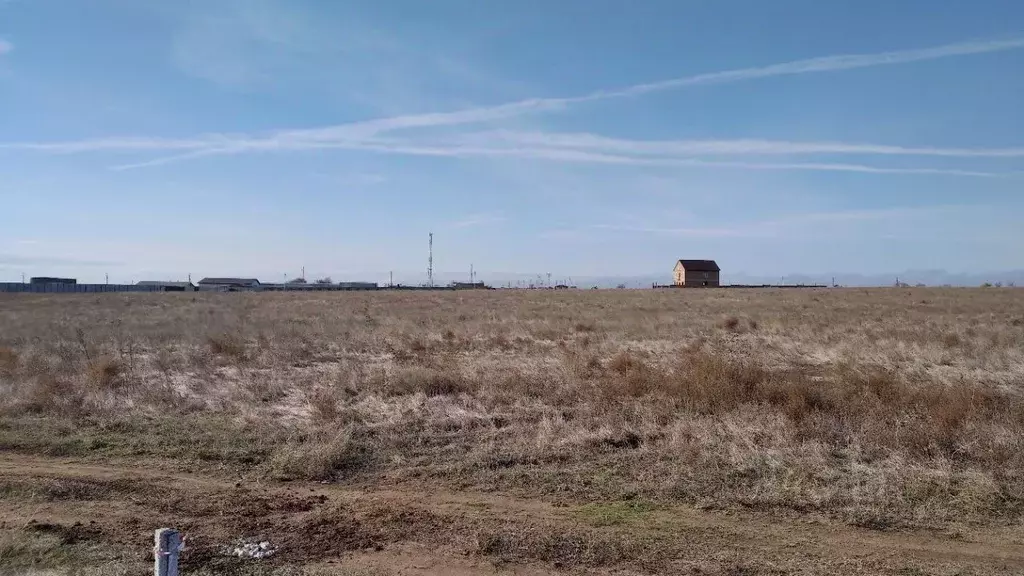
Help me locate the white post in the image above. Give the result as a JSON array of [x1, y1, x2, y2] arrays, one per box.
[[154, 528, 182, 576]]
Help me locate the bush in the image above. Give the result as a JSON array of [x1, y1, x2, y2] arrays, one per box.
[[86, 355, 123, 391], [0, 347, 18, 377], [386, 366, 474, 396], [207, 332, 247, 361], [272, 427, 368, 480]]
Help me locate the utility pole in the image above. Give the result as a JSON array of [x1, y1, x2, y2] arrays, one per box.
[[389, 271, 393, 288], [427, 232, 434, 288], [470, 263, 475, 284], [302, 266, 305, 282], [105, 273, 109, 285]]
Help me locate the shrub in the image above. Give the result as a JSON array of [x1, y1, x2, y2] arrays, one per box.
[[308, 388, 342, 423], [207, 332, 247, 361], [0, 346, 17, 377], [387, 366, 474, 396], [721, 316, 741, 332], [85, 355, 123, 391], [271, 427, 368, 480]]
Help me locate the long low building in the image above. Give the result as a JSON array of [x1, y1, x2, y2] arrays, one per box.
[[136, 281, 197, 292], [197, 278, 261, 291], [261, 281, 378, 291]]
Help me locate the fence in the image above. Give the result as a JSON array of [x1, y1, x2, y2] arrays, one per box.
[[0, 283, 165, 293]]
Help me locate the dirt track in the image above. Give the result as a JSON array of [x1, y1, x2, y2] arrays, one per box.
[[2, 453, 1023, 575]]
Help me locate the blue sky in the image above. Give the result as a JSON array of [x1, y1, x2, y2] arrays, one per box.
[[1, 0, 1023, 284]]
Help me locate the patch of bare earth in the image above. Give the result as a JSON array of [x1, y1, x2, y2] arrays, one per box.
[[1, 453, 1023, 575]]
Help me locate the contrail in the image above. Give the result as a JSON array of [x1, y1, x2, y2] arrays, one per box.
[[472, 131, 1024, 158], [4, 36, 1024, 177]]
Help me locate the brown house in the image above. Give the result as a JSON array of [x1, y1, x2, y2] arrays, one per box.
[[673, 259, 721, 287]]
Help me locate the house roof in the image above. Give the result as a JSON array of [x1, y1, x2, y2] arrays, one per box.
[[137, 281, 195, 288], [198, 277, 261, 286], [676, 259, 720, 272]]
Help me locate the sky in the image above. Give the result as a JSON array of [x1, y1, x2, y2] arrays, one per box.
[[1, 0, 1023, 284]]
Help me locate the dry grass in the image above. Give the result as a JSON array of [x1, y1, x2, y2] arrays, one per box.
[[1, 288, 1023, 530]]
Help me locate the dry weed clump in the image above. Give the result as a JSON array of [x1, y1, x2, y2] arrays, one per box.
[[0, 346, 18, 377], [272, 426, 369, 480], [384, 366, 475, 397], [307, 388, 343, 423], [207, 332, 247, 362], [85, 355, 123, 391]]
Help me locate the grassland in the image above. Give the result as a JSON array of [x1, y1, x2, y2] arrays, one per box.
[[1, 288, 1022, 575]]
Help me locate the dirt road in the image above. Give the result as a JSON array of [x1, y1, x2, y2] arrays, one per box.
[[2, 452, 1022, 575]]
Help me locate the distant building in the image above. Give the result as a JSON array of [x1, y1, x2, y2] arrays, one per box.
[[673, 260, 721, 287], [30, 277, 76, 285], [136, 281, 197, 292], [451, 281, 487, 290], [335, 282, 378, 289], [197, 278, 261, 291]]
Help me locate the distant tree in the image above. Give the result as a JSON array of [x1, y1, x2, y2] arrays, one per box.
[[994, 281, 1003, 288], [981, 282, 993, 288], [616, 283, 627, 289], [287, 277, 307, 284], [315, 277, 333, 284], [915, 283, 927, 287]]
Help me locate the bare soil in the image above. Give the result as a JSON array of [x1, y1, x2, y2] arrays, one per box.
[[2, 452, 1023, 575]]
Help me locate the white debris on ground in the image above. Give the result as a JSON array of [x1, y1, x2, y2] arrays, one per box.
[[224, 539, 276, 559]]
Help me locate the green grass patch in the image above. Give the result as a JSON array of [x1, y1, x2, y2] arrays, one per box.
[[574, 500, 656, 527], [0, 414, 289, 468]]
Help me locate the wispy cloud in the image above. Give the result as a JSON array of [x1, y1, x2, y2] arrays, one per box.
[[0, 127, 1009, 178], [113, 138, 1003, 177], [0, 253, 120, 267], [471, 131, 1024, 159], [450, 213, 507, 228], [15, 129, 1024, 165], [587, 205, 967, 238], [266, 36, 1024, 137], [575, 38, 1024, 100], [591, 224, 751, 238], [0, 38, 12, 55], [2, 36, 1023, 178]]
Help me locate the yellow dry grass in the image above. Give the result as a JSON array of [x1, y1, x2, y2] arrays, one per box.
[[1, 288, 1022, 529]]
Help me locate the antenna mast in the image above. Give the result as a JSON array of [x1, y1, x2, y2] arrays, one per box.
[[427, 232, 434, 287]]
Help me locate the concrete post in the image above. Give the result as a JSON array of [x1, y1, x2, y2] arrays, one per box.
[[154, 528, 182, 576]]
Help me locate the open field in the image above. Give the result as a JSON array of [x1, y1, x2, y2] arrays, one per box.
[[1, 288, 1023, 575]]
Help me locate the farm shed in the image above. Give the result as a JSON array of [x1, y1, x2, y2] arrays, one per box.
[[197, 278, 261, 292], [136, 281, 197, 292]]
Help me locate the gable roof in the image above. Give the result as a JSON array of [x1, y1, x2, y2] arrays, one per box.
[[676, 259, 720, 272], [198, 277, 261, 286]]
